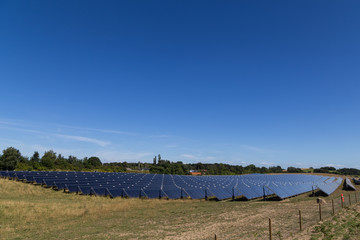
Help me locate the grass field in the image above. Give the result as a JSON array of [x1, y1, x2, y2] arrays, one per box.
[[0, 177, 359, 240]]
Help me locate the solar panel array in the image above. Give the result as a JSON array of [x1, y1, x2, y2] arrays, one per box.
[[0, 171, 343, 200]]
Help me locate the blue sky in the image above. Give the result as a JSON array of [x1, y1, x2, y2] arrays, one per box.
[[1, 1, 360, 168]]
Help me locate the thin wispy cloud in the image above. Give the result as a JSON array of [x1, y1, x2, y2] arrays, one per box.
[[180, 154, 197, 160], [53, 134, 110, 147], [94, 150, 154, 162], [240, 145, 265, 153], [0, 119, 45, 129], [0, 123, 111, 147], [0, 120, 24, 126], [260, 161, 275, 166], [0, 125, 44, 134], [0, 119, 136, 136], [226, 160, 248, 166], [54, 124, 136, 136], [0, 121, 50, 136], [292, 163, 310, 167], [164, 144, 178, 148], [240, 145, 278, 154], [147, 134, 173, 139], [95, 129, 135, 135], [180, 154, 216, 162], [325, 163, 345, 168], [0, 138, 25, 149]]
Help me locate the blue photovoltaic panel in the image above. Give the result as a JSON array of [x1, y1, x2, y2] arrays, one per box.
[[107, 188, 124, 198], [208, 188, 232, 200], [163, 189, 182, 199], [344, 178, 356, 191], [316, 177, 342, 196], [232, 188, 243, 198], [353, 178, 360, 185], [78, 186, 92, 195], [184, 189, 206, 199], [0, 171, 342, 200], [143, 189, 161, 199], [124, 189, 141, 198], [91, 187, 106, 196]]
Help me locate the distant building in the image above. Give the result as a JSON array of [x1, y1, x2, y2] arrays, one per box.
[[189, 169, 207, 175]]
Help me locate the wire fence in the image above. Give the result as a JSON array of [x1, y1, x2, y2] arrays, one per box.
[[213, 191, 360, 240], [267, 192, 359, 240]]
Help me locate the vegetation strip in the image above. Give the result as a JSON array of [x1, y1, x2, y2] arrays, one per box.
[[1, 147, 360, 175]]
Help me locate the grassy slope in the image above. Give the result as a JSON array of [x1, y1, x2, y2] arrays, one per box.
[[0, 177, 359, 240], [292, 205, 360, 240]]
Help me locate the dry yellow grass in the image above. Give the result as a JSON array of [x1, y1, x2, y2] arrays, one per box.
[[0, 179, 170, 239]]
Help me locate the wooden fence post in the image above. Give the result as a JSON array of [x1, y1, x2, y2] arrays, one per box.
[[319, 204, 322, 221], [269, 218, 272, 240], [341, 196, 344, 209], [355, 192, 358, 203], [349, 194, 351, 206], [299, 210, 302, 231], [332, 199, 335, 215], [214, 234, 217, 240]]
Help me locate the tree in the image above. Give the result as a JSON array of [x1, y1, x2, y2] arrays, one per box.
[[150, 165, 165, 174], [40, 150, 57, 169], [269, 166, 283, 173], [28, 151, 41, 169], [196, 162, 205, 170], [338, 168, 360, 175], [153, 156, 157, 165], [30, 151, 40, 163], [244, 164, 258, 173], [54, 154, 70, 169], [0, 147, 22, 170], [85, 156, 102, 168], [260, 167, 268, 173], [287, 167, 303, 173]]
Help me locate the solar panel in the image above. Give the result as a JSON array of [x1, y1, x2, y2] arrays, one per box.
[[107, 188, 124, 198], [143, 189, 161, 199], [183, 189, 205, 199], [344, 178, 356, 191], [316, 177, 342, 195], [208, 188, 232, 200], [353, 178, 360, 185]]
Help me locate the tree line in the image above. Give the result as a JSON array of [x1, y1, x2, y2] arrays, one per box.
[[313, 166, 360, 175], [0, 147, 359, 176], [0, 147, 102, 171]]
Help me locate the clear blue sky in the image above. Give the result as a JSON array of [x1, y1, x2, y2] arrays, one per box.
[[1, 1, 360, 168]]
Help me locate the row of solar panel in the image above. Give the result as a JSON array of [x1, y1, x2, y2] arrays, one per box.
[[0, 171, 343, 200]]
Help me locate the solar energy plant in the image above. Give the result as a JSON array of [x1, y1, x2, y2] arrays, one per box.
[[0, 171, 343, 200]]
